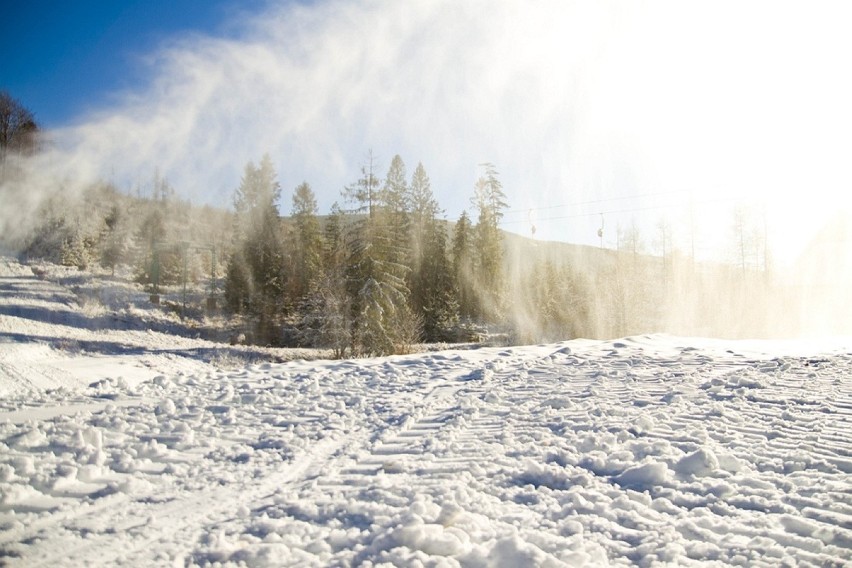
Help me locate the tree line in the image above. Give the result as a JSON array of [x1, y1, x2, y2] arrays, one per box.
[[222, 153, 509, 356], [2, 90, 791, 352], [7, 156, 786, 353]]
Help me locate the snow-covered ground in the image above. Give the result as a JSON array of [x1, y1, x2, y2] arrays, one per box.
[[0, 259, 850, 567]]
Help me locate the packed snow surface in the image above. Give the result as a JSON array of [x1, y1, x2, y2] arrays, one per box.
[[0, 259, 851, 566]]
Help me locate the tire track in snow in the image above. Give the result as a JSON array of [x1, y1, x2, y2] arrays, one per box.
[[9, 355, 505, 566], [321, 351, 546, 492], [634, 354, 852, 557], [5, 336, 851, 565], [314, 375, 472, 492], [20, 431, 357, 567]]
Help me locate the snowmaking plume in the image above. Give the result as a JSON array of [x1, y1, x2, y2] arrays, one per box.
[[3, 0, 852, 337]]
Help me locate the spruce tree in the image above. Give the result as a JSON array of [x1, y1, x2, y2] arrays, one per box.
[[382, 154, 410, 238], [99, 203, 131, 275], [343, 156, 418, 356], [419, 216, 458, 341], [471, 163, 507, 323], [409, 162, 438, 284], [342, 150, 380, 218], [290, 182, 323, 301], [296, 202, 351, 354], [316, 202, 352, 356], [452, 210, 477, 321], [407, 162, 457, 340], [225, 155, 287, 344]]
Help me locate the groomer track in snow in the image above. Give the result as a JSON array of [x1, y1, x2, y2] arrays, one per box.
[[0, 259, 850, 566]]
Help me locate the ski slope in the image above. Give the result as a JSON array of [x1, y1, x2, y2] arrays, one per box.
[[0, 259, 850, 566]]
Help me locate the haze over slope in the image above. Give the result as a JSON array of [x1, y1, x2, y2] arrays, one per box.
[[3, 0, 851, 265], [4, 1, 852, 341]]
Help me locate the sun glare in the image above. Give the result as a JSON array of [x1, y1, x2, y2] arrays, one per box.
[[557, 1, 852, 269]]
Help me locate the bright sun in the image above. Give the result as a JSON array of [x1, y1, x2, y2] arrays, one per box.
[[576, 1, 852, 268]]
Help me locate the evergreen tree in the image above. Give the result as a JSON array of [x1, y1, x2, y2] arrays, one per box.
[[452, 210, 477, 321], [290, 182, 323, 301], [233, 155, 281, 235], [99, 202, 132, 275], [381, 154, 412, 282], [409, 162, 438, 281], [134, 175, 185, 287], [60, 224, 94, 270], [471, 163, 508, 323], [343, 157, 418, 356], [418, 216, 458, 341], [224, 253, 252, 313], [405, 162, 457, 340], [530, 260, 569, 341], [307, 202, 353, 356], [342, 150, 380, 218], [323, 202, 346, 271], [225, 155, 287, 344], [382, 154, 410, 235]]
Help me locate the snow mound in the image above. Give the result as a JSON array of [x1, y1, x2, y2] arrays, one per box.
[[674, 448, 720, 478], [613, 461, 670, 489], [485, 535, 568, 567]]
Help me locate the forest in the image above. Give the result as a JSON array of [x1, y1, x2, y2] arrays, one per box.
[[1, 93, 790, 355], [7, 153, 792, 355]]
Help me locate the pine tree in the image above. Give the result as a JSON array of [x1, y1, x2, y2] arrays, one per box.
[[452, 210, 477, 321], [224, 253, 252, 313], [225, 155, 287, 344], [419, 216, 458, 341], [99, 203, 131, 275], [233, 155, 281, 235], [290, 182, 323, 301], [343, 156, 418, 356], [323, 202, 346, 271], [406, 162, 457, 340], [309, 202, 353, 357], [382, 154, 410, 237], [60, 225, 92, 270], [471, 163, 508, 323], [134, 175, 185, 287], [531, 260, 567, 341], [342, 150, 380, 218], [409, 162, 438, 284]]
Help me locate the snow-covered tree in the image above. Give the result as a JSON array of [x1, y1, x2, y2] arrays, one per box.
[[343, 156, 418, 356], [99, 202, 133, 275], [309, 202, 353, 356]]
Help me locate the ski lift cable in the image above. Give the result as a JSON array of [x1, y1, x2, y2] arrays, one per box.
[[502, 189, 688, 216], [499, 195, 737, 226]]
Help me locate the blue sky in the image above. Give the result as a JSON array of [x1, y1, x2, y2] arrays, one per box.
[[2, 1, 852, 268], [1, 0, 262, 127]]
